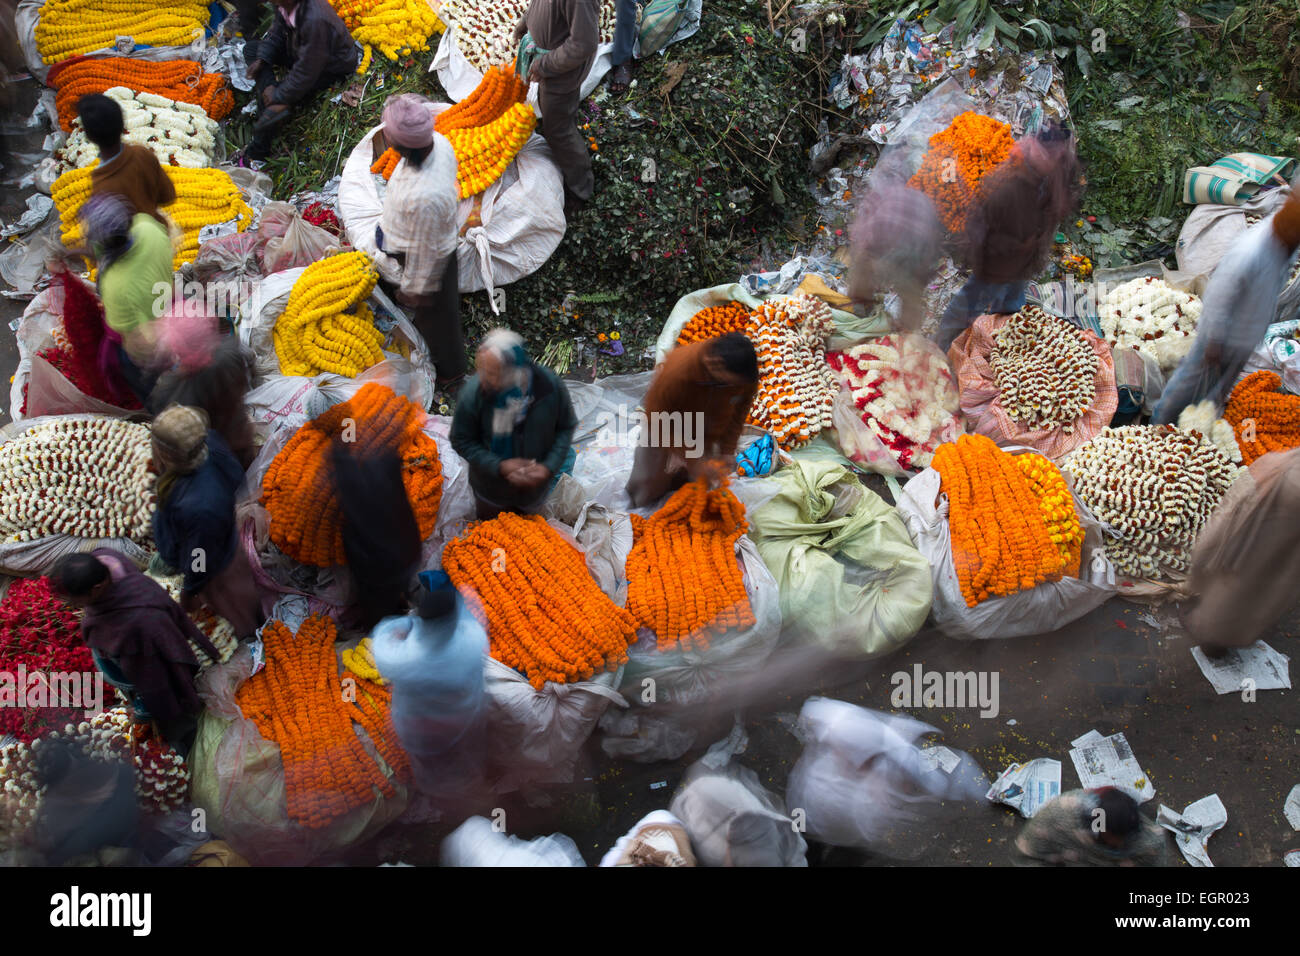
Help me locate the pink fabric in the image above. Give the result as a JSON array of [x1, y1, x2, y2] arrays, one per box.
[[157, 304, 220, 374], [382, 93, 433, 149]]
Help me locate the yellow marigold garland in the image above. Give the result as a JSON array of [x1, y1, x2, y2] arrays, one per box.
[[330, 0, 445, 66], [36, 0, 210, 64], [1014, 452, 1084, 575], [272, 252, 385, 378], [443, 102, 536, 199], [341, 637, 386, 684]]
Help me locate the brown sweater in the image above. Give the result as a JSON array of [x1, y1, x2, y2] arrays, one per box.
[[523, 0, 598, 94], [644, 341, 757, 457], [91, 144, 175, 225]]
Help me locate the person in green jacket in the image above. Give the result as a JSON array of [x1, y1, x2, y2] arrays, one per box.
[[451, 328, 578, 519]]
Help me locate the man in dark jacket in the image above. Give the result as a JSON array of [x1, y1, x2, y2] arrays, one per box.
[[514, 0, 598, 212], [451, 328, 578, 519], [244, 0, 358, 161]]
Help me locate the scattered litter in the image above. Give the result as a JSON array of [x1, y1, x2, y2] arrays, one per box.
[[1136, 611, 1161, 629], [1069, 730, 1155, 803], [1191, 641, 1292, 695], [918, 745, 962, 775], [1285, 785, 1300, 831], [1286, 850, 1300, 867], [1005, 718, 1017, 726], [0, 195, 53, 240], [1157, 794, 1227, 867], [649, 781, 667, 791], [986, 758, 1061, 818]]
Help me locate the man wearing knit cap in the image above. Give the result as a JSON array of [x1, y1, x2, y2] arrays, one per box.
[[1153, 190, 1300, 422], [513, 0, 598, 213], [377, 93, 466, 386]]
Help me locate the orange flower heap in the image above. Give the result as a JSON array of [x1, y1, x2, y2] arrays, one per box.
[[931, 435, 1079, 607], [370, 147, 400, 180], [49, 57, 233, 131], [442, 513, 637, 689], [1224, 370, 1300, 464], [907, 111, 1015, 233], [446, 103, 536, 199], [235, 615, 409, 830], [434, 65, 526, 135], [625, 479, 756, 652], [676, 302, 753, 346], [261, 383, 443, 567]]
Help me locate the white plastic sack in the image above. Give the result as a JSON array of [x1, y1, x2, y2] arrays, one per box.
[[895, 459, 1117, 640], [1241, 319, 1300, 394], [669, 758, 807, 867], [1175, 188, 1290, 278], [432, 26, 615, 108], [338, 102, 565, 304], [440, 815, 586, 866], [784, 697, 989, 859]]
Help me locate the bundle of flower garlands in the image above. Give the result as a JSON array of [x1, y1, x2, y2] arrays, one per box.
[[1176, 400, 1241, 465], [1223, 370, 1300, 465], [625, 480, 756, 652], [0, 418, 153, 545], [440, 0, 616, 73], [60, 86, 219, 171], [1, 707, 188, 837], [932, 435, 1085, 608], [261, 383, 443, 567], [371, 147, 400, 180], [443, 512, 636, 689], [744, 292, 840, 449], [235, 614, 408, 829], [988, 306, 1100, 432], [49, 57, 233, 132], [825, 335, 961, 470], [53, 165, 254, 269], [907, 111, 1016, 234], [0, 578, 93, 744], [22, 273, 140, 414], [35, 0, 210, 64], [1099, 277, 1202, 374], [1064, 425, 1239, 580], [341, 637, 385, 685], [147, 572, 239, 669], [329, 0, 444, 67], [676, 302, 754, 346], [272, 252, 384, 378], [436, 66, 533, 198]]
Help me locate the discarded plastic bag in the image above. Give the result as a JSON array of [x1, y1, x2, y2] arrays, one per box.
[[256, 201, 342, 275], [784, 697, 989, 858], [748, 458, 931, 658], [669, 756, 806, 866], [895, 456, 1117, 640], [440, 815, 585, 867]]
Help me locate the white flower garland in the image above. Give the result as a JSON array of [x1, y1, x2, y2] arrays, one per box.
[[148, 572, 240, 669], [0, 418, 154, 545], [442, 0, 617, 73], [1099, 277, 1202, 374], [990, 306, 1099, 432], [1063, 424, 1239, 580], [746, 292, 839, 449], [1176, 400, 1242, 464], [58, 86, 218, 173]]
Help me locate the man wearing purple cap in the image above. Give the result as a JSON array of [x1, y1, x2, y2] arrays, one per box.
[[377, 94, 466, 386]]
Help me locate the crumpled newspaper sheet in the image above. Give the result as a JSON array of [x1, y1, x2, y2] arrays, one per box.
[[1157, 794, 1227, 867], [986, 758, 1061, 818], [201, 37, 256, 93], [1284, 784, 1300, 830], [1190, 641, 1292, 696], [739, 253, 848, 298], [1069, 729, 1155, 803], [0, 195, 53, 239]]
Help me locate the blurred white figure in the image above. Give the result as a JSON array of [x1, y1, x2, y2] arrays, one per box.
[[669, 760, 808, 867], [440, 816, 586, 867], [600, 811, 697, 867], [785, 697, 989, 859]]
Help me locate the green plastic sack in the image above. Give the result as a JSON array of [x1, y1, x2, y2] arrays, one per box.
[[638, 0, 689, 56], [749, 458, 932, 657]]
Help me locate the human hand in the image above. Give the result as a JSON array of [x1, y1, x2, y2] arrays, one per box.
[[524, 462, 550, 485], [247, 58, 264, 77], [265, 103, 288, 117], [499, 457, 531, 478], [528, 60, 543, 84], [262, 84, 277, 107]]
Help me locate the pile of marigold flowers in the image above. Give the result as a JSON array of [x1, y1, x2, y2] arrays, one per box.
[[235, 615, 408, 830], [36, 0, 210, 64], [371, 147, 400, 181], [442, 512, 637, 689], [676, 302, 753, 346], [330, 0, 444, 65], [625, 480, 756, 651], [49, 57, 233, 132], [261, 383, 443, 567], [907, 111, 1015, 233], [53, 164, 254, 269], [932, 434, 1083, 607], [744, 292, 840, 449], [1223, 370, 1300, 465], [437, 67, 533, 198], [273, 252, 384, 378]]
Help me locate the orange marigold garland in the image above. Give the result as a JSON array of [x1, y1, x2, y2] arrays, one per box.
[[49, 57, 233, 131], [261, 383, 443, 567], [434, 64, 527, 135], [932, 435, 1080, 607], [234, 614, 408, 830], [676, 302, 753, 346], [371, 147, 400, 180], [1223, 370, 1300, 465], [624, 479, 756, 652], [743, 292, 840, 449], [442, 513, 637, 689], [907, 111, 1015, 233]]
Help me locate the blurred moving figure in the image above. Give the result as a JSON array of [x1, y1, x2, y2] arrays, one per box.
[[848, 182, 943, 330], [151, 335, 258, 469], [669, 758, 807, 866], [1011, 787, 1168, 866], [1152, 191, 1300, 423], [937, 122, 1083, 350], [1181, 447, 1300, 656], [32, 738, 140, 866], [440, 815, 585, 866], [600, 811, 698, 867]]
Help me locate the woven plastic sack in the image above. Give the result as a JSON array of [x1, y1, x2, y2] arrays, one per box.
[[1175, 187, 1290, 278], [895, 451, 1117, 640], [190, 644, 410, 866], [1241, 319, 1300, 395], [338, 102, 564, 306], [748, 458, 931, 658], [949, 312, 1118, 460]]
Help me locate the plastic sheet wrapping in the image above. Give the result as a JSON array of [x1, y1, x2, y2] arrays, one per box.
[[1241, 319, 1300, 395], [1175, 187, 1290, 278], [784, 697, 989, 858], [668, 756, 807, 867], [895, 452, 1117, 640], [338, 102, 564, 299], [439, 815, 585, 866], [256, 202, 342, 275], [748, 458, 932, 658], [190, 643, 410, 866]]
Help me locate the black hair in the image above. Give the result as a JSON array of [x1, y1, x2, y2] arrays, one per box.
[[709, 332, 759, 383], [50, 553, 109, 597], [76, 94, 125, 151], [395, 142, 434, 169], [1095, 787, 1141, 838]]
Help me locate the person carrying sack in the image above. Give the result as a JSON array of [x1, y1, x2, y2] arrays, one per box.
[[513, 0, 598, 214]]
